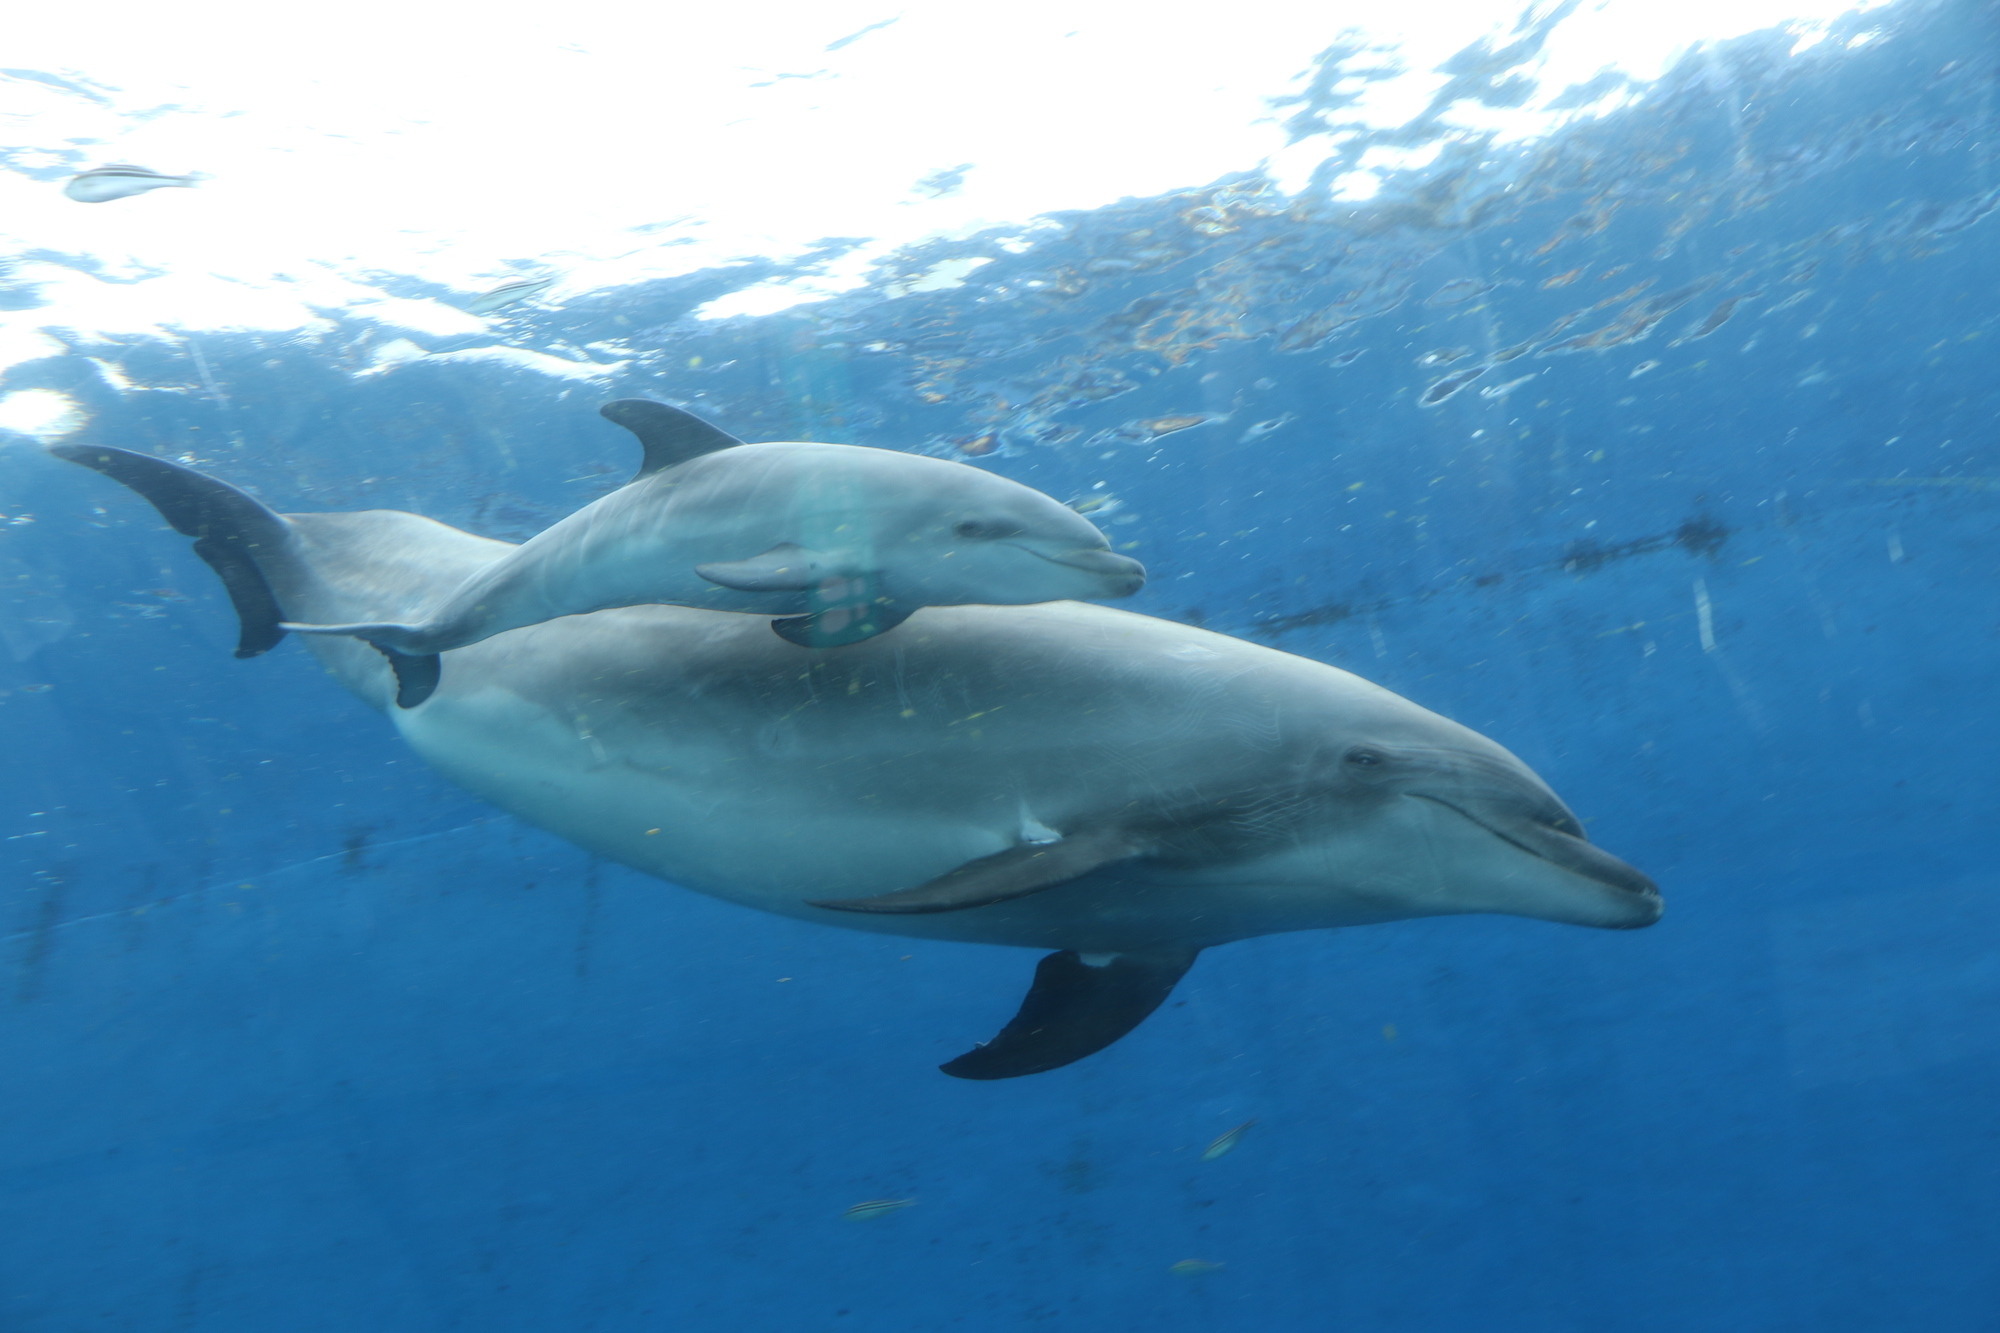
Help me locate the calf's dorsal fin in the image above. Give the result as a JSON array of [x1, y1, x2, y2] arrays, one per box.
[[599, 399, 745, 478]]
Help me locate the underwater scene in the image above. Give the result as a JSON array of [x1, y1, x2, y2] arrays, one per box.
[[1, 0, 1996, 1327]]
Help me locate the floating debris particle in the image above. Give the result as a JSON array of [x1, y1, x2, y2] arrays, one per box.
[[1170, 1259, 1225, 1277], [1328, 348, 1367, 367], [1202, 1119, 1257, 1161], [1672, 294, 1755, 345], [843, 1198, 916, 1221], [1138, 415, 1211, 437], [955, 434, 998, 456], [1540, 281, 1714, 356], [64, 165, 203, 203], [1629, 360, 1661, 378], [1479, 373, 1538, 400], [1238, 414, 1294, 441], [1070, 492, 1120, 516], [912, 162, 972, 197], [466, 276, 555, 315], [1427, 278, 1496, 306], [1541, 267, 1585, 289], [1419, 365, 1489, 406], [1417, 347, 1473, 367]]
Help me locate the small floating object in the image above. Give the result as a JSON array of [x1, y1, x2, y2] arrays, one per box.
[[465, 276, 555, 315], [1170, 1258, 1225, 1277], [842, 1198, 916, 1221], [64, 165, 203, 203], [1201, 1118, 1256, 1161], [1138, 414, 1210, 437]]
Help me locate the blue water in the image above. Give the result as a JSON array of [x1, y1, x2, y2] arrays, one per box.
[[3, 4, 1998, 1328]]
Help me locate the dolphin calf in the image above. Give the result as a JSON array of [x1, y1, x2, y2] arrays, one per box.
[[280, 400, 1146, 706], [53, 444, 1661, 1079]]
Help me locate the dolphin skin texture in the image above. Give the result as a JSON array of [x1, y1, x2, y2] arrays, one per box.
[[279, 400, 1145, 706], [54, 443, 1661, 1079]]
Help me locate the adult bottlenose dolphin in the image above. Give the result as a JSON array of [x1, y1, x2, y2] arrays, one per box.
[[53, 444, 1661, 1079], [281, 400, 1145, 706]]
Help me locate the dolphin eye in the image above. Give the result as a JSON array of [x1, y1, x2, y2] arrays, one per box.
[[1344, 747, 1387, 768]]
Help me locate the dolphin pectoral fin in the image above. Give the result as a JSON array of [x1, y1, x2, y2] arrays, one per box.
[[941, 948, 1199, 1080], [599, 399, 746, 478], [278, 619, 428, 650], [278, 620, 441, 705], [770, 602, 912, 648], [369, 646, 442, 708], [809, 827, 1143, 914], [694, 544, 828, 592], [52, 444, 291, 659]]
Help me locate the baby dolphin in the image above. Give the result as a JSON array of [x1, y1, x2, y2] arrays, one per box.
[[281, 399, 1145, 705], [63, 165, 204, 203]]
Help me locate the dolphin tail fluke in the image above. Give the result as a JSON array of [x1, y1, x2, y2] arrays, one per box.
[[49, 444, 290, 659], [941, 948, 1199, 1080]]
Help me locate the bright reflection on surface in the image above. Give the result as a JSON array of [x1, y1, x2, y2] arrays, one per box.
[[0, 0, 1896, 375]]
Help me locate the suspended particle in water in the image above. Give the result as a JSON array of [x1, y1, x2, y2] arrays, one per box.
[[842, 1199, 916, 1221], [1202, 1119, 1257, 1161]]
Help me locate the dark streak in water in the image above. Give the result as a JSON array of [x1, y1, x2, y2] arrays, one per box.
[[341, 827, 372, 874], [1562, 513, 1732, 573], [1250, 515, 1732, 639], [15, 866, 70, 1004], [1250, 601, 1357, 636]]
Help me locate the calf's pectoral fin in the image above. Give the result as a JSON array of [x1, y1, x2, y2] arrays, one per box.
[[274, 620, 442, 708], [771, 603, 911, 648], [374, 648, 442, 709], [809, 826, 1144, 914], [941, 948, 1200, 1080], [694, 543, 828, 592]]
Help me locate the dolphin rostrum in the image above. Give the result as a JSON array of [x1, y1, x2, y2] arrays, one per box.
[[53, 444, 1661, 1080], [278, 400, 1146, 706]]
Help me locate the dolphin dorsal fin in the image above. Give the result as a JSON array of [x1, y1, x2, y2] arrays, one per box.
[[598, 399, 746, 478]]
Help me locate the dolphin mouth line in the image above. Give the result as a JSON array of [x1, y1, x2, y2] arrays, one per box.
[[1408, 792, 1660, 901], [1009, 544, 1147, 582]]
